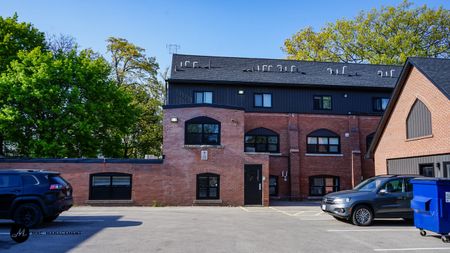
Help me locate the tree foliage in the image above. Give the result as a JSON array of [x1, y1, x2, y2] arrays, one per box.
[[0, 48, 137, 157], [0, 13, 46, 72], [283, 1, 450, 64], [107, 37, 163, 158]]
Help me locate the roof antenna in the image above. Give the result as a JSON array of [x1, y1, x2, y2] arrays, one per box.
[[166, 44, 180, 54]]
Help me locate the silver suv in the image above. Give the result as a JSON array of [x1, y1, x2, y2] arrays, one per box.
[[321, 175, 421, 226]]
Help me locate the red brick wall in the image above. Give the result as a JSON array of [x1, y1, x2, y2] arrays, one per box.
[[163, 107, 270, 206], [0, 162, 164, 206], [374, 67, 450, 174], [0, 107, 381, 206], [244, 112, 380, 199]]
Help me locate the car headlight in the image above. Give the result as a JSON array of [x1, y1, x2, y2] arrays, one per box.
[[334, 197, 351, 204]]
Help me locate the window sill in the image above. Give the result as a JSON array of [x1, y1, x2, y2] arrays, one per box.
[[184, 145, 224, 149], [405, 134, 433, 142], [193, 199, 222, 204], [86, 200, 133, 205], [245, 152, 281, 156], [305, 153, 343, 157]]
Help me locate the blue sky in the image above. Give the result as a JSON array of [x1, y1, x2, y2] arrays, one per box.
[[1, 0, 449, 71]]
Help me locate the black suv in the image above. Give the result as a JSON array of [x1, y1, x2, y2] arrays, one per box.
[[0, 170, 73, 227]]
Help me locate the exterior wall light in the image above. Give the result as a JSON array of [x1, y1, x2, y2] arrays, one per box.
[[238, 90, 244, 95], [170, 117, 178, 123]]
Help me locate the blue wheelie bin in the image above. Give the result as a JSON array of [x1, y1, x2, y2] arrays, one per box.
[[410, 178, 450, 243]]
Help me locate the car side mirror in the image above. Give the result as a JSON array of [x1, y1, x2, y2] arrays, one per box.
[[379, 189, 388, 195]]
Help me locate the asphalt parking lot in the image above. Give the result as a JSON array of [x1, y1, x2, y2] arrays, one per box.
[[1, 204, 450, 253]]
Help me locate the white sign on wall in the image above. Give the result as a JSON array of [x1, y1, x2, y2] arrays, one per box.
[[201, 150, 208, 161]]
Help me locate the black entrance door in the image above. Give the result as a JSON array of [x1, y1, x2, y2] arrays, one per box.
[[244, 165, 262, 205]]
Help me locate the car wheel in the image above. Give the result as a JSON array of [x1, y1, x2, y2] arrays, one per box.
[[13, 203, 43, 228], [351, 205, 374, 226], [43, 214, 60, 223]]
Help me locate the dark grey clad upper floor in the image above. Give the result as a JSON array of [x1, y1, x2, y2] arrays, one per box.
[[169, 54, 402, 89], [168, 83, 392, 115], [168, 54, 401, 115], [387, 154, 450, 178]]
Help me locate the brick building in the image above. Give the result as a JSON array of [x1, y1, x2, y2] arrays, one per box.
[[0, 54, 403, 206], [368, 57, 450, 177]]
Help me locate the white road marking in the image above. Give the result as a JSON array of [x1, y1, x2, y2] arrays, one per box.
[[327, 228, 416, 232], [374, 248, 450, 251], [293, 211, 305, 216], [239, 206, 250, 212], [269, 207, 294, 216]]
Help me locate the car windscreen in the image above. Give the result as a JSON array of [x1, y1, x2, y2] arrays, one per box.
[[354, 177, 386, 192]]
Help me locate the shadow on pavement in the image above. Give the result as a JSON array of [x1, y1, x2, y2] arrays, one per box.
[[0, 215, 142, 252]]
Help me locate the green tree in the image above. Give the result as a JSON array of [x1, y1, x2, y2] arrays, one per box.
[[0, 14, 46, 155], [0, 47, 137, 158], [107, 37, 163, 158], [283, 1, 450, 64], [0, 13, 46, 72]]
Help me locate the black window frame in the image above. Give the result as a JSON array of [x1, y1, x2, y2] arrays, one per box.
[[444, 162, 450, 178], [89, 173, 132, 200], [309, 175, 340, 196], [193, 91, 214, 104], [196, 173, 220, 200], [306, 129, 340, 154], [244, 127, 279, 153], [372, 97, 390, 112], [254, 93, 272, 108], [313, 95, 332, 110], [185, 116, 221, 145], [419, 163, 435, 177]]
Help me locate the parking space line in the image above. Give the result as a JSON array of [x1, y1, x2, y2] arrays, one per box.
[[374, 248, 450, 251], [327, 228, 416, 232], [269, 207, 294, 216], [293, 211, 305, 216], [239, 206, 250, 212]]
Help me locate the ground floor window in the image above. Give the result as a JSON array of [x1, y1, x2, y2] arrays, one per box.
[[419, 164, 435, 177], [445, 162, 450, 178], [269, 175, 278, 196], [309, 175, 339, 196], [90, 173, 132, 200], [197, 173, 220, 199]]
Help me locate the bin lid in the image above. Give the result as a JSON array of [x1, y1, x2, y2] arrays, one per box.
[[411, 177, 450, 185]]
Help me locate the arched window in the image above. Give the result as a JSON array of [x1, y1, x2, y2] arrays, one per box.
[[307, 129, 340, 154], [366, 132, 375, 152], [309, 175, 340, 196], [244, 127, 279, 153], [185, 116, 221, 145], [406, 99, 432, 139], [197, 173, 220, 200], [90, 173, 132, 200]]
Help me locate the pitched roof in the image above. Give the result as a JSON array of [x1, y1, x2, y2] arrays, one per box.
[[406, 57, 450, 99], [367, 57, 450, 158], [169, 54, 401, 89]]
